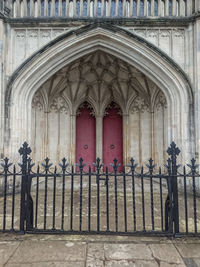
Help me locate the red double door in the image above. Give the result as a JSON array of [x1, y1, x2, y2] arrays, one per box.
[[76, 103, 123, 172]]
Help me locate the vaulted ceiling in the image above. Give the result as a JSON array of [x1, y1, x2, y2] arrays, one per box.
[[32, 50, 166, 114]]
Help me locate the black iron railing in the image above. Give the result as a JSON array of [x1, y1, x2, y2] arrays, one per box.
[[0, 141, 199, 236]]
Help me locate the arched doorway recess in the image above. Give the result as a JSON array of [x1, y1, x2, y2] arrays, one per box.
[[31, 51, 168, 166], [6, 24, 193, 163]]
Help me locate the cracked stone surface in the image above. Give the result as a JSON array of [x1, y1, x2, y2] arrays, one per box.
[[0, 234, 200, 266], [0, 241, 20, 265], [149, 244, 184, 264], [175, 244, 200, 258]]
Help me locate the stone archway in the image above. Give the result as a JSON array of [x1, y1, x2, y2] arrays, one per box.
[[31, 51, 168, 166], [5, 24, 193, 164]]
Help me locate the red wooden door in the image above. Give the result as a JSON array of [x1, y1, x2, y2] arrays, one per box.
[[76, 103, 96, 171], [103, 103, 123, 172]]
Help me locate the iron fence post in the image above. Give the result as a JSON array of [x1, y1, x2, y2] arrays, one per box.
[[26, 158, 34, 230], [167, 142, 180, 235], [165, 158, 173, 233], [19, 142, 32, 233]]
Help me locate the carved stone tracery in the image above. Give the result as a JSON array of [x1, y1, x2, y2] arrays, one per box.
[[76, 102, 95, 117], [154, 92, 167, 111], [49, 96, 68, 114], [130, 96, 150, 114], [104, 102, 122, 117], [32, 93, 44, 111]]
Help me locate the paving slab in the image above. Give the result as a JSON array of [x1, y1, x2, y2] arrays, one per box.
[[86, 259, 104, 267], [0, 241, 20, 265], [8, 240, 87, 263], [193, 259, 200, 266], [175, 244, 200, 258], [105, 259, 158, 267], [87, 243, 104, 260], [5, 262, 85, 267], [104, 243, 153, 261], [160, 263, 186, 267], [150, 244, 184, 265], [86, 243, 105, 266], [183, 258, 199, 267]]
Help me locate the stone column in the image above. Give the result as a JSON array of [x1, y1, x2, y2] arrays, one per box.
[[194, 18, 200, 163], [144, 0, 147, 16], [0, 1, 3, 12], [151, 0, 155, 16], [96, 115, 103, 160], [123, 114, 129, 165], [70, 114, 76, 165], [0, 20, 4, 158], [186, 0, 192, 16], [172, 0, 176, 16], [195, 0, 200, 12], [136, 0, 140, 16], [165, 0, 169, 16], [15, 0, 21, 17]]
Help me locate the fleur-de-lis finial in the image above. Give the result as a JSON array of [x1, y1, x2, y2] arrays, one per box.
[[76, 157, 86, 172], [146, 158, 156, 171], [110, 158, 120, 172], [187, 158, 199, 171], [1, 157, 12, 171], [59, 158, 69, 171], [93, 157, 103, 171], [41, 157, 53, 171], [127, 157, 137, 171]]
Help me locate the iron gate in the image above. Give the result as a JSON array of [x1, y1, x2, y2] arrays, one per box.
[[0, 142, 199, 236]]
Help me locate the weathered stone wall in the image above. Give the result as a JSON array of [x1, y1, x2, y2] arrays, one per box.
[[9, 26, 187, 73]]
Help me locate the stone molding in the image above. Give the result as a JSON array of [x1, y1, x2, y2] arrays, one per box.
[[3, 13, 200, 25], [6, 23, 192, 103]]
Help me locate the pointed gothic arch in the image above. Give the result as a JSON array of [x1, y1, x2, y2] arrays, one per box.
[[4, 23, 193, 164]]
